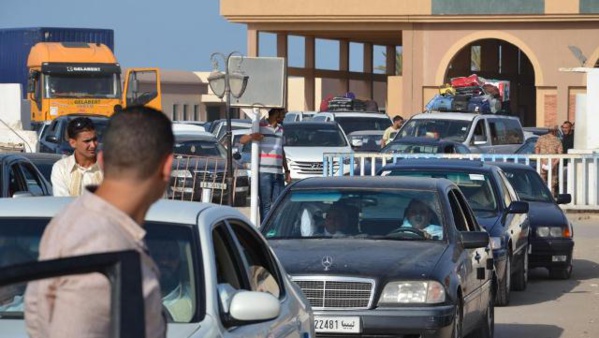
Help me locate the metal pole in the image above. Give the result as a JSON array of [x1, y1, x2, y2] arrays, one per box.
[[225, 76, 234, 206]]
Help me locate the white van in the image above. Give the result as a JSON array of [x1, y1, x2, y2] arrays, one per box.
[[395, 112, 525, 153]]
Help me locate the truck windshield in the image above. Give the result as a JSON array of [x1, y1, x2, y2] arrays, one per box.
[[397, 119, 471, 142], [44, 73, 121, 99]]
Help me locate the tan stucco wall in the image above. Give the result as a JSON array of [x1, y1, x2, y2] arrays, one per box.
[[222, 0, 431, 18]]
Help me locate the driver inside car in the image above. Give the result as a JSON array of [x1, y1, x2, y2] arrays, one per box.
[[401, 199, 443, 239]]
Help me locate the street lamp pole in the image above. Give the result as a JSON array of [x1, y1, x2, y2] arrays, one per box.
[[208, 52, 249, 206]]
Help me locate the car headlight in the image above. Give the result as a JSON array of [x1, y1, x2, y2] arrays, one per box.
[[537, 226, 570, 238], [171, 169, 192, 178], [378, 280, 446, 305]]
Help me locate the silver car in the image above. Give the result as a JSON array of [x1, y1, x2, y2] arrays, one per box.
[[0, 197, 314, 337]]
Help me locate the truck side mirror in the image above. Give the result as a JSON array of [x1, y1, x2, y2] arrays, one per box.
[[27, 71, 39, 93], [131, 78, 139, 94]]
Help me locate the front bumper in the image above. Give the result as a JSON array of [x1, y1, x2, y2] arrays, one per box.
[[312, 305, 455, 338], [529, 237, 574, 269]]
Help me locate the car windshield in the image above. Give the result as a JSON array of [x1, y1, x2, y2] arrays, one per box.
[[284, 124, 348, 147], [334, 116, 391, 134], [174, 140, 226, 158], [384, 170, 498, 212], [0, 218, 200, 323], [502, 169, 554, 202], [398, 119, 471, 142], [45, 73, 121, 99], [381, 142, 439, 154], [262, 189, 445, 241]]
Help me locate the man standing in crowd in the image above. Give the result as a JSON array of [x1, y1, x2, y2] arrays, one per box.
[[51, 117, 103, 196], [381, 115, 404, 147], [535, 125, 563, 196], [561, 120, 574, 153], [25, 106, 173, 338], [240, 108, 291, 222]]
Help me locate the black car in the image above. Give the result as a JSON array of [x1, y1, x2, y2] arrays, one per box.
[[169, 132, 249, 206], [380, 159, 530, 306], [0, 153, 53, 197], [351, 137, 471, 176], [17, 152, 63, 182], [381, 137, 472, 155], [261, 176, 494, 338], [38, 114, 109, 155], [493, 162, 574, 279]]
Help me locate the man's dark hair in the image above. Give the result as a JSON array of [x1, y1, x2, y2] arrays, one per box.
[[67, 117, 96, 139], [102, 106, 174, 180], [393, 115, 404, 122]]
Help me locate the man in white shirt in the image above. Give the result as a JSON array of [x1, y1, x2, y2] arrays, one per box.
[[51, 117, 103, 196], [381, 115, 404, 148]]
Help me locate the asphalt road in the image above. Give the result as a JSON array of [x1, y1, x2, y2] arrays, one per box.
[[495, 213, 599, 338]]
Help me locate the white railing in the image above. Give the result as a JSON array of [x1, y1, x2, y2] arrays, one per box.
[[323, 152, 599, 210]]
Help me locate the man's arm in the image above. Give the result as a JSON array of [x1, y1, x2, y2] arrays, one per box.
[[240, 133, 263, 145], [50, 162, 70, 197], [282, 148, 291, 183]]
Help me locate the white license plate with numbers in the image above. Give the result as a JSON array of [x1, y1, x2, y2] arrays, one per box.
[[314, 316, 361, 333]]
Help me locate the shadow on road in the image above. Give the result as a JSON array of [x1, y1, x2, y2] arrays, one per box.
[[494, 323, 563, 338]]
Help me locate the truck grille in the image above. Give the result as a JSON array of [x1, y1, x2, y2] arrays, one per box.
[[293, 276, 374, 310]]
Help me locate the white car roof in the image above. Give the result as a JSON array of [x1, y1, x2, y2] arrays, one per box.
[[317, 111, 390, 118], [410, 112, 520, 122], [172, 123, 207, 133], [0, 197, 247, 226]]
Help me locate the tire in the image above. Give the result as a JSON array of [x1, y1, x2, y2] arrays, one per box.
[[452, 298, 463, 338], [495, 253, 511, 306], [512, 249, 528, 291]]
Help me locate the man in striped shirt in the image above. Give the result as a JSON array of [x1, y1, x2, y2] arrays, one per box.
[[241, 108, 291, 222]]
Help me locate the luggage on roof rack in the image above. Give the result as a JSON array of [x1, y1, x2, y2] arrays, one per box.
[[326, 96, 368, 111]]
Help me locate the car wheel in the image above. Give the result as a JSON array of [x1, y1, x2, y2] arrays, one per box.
[[495, 253, 511, 306], [549, 257, 573, 279], [452, 298, 463, 338], [469, 291, 494, 338], [512, 249, 528, 291]]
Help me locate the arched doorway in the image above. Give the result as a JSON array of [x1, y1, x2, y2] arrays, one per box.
[[444, 39, 536, 126]]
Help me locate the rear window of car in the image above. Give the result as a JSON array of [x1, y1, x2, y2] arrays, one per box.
[[398, 119, 471, 142], [174, 140, 226, 157], [284, 124, 348, 147], [334, 116, 391, 134], [502, 169, 553, 203], [384, 170, 498, 212]]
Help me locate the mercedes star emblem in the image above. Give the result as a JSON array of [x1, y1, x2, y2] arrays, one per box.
[[322, 256, 333, 271]]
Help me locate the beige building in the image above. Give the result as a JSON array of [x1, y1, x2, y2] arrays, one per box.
[[221, 0, 599, 127]]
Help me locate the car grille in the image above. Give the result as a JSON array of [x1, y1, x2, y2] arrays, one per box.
[[293, 276, 374, 310], [292, 161, 340, 176]]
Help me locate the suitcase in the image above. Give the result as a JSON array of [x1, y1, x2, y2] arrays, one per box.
[[452, 94, 471, 112], [426, 94, 454, 112], [467, 95, 492, 113], [451, 74, 484, 88]]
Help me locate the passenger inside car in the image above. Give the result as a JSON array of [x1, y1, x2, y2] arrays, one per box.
[[0, 245, 34, 312], [399, 199, 443, 239]]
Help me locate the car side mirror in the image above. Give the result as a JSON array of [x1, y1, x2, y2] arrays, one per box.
[[233, 152, 241, 160], [556, 194, 572, 205], [460, 231, 490, 249], [507, 200, 529, 214], [218, 284, 280, 326], [472, 135, 487, 145], [12, 191, 34, 198], [45, 135, 59, 144]]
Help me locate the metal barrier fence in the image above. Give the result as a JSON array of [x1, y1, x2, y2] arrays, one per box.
[[164, 154, 250, 206], [323, 152, 599, 210]]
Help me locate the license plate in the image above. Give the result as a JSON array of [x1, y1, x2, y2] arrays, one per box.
[[314, 316, 361, 333]]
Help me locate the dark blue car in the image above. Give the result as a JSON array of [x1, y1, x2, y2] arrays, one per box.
[[379, 159, 530, 306], [493, 162, 574, 279]]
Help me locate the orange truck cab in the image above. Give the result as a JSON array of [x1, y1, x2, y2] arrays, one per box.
[[26, 42, 160, 128]]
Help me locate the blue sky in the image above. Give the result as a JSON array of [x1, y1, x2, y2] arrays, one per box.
[[1, 0, 385, 72], [1, 0, 248, 71]]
